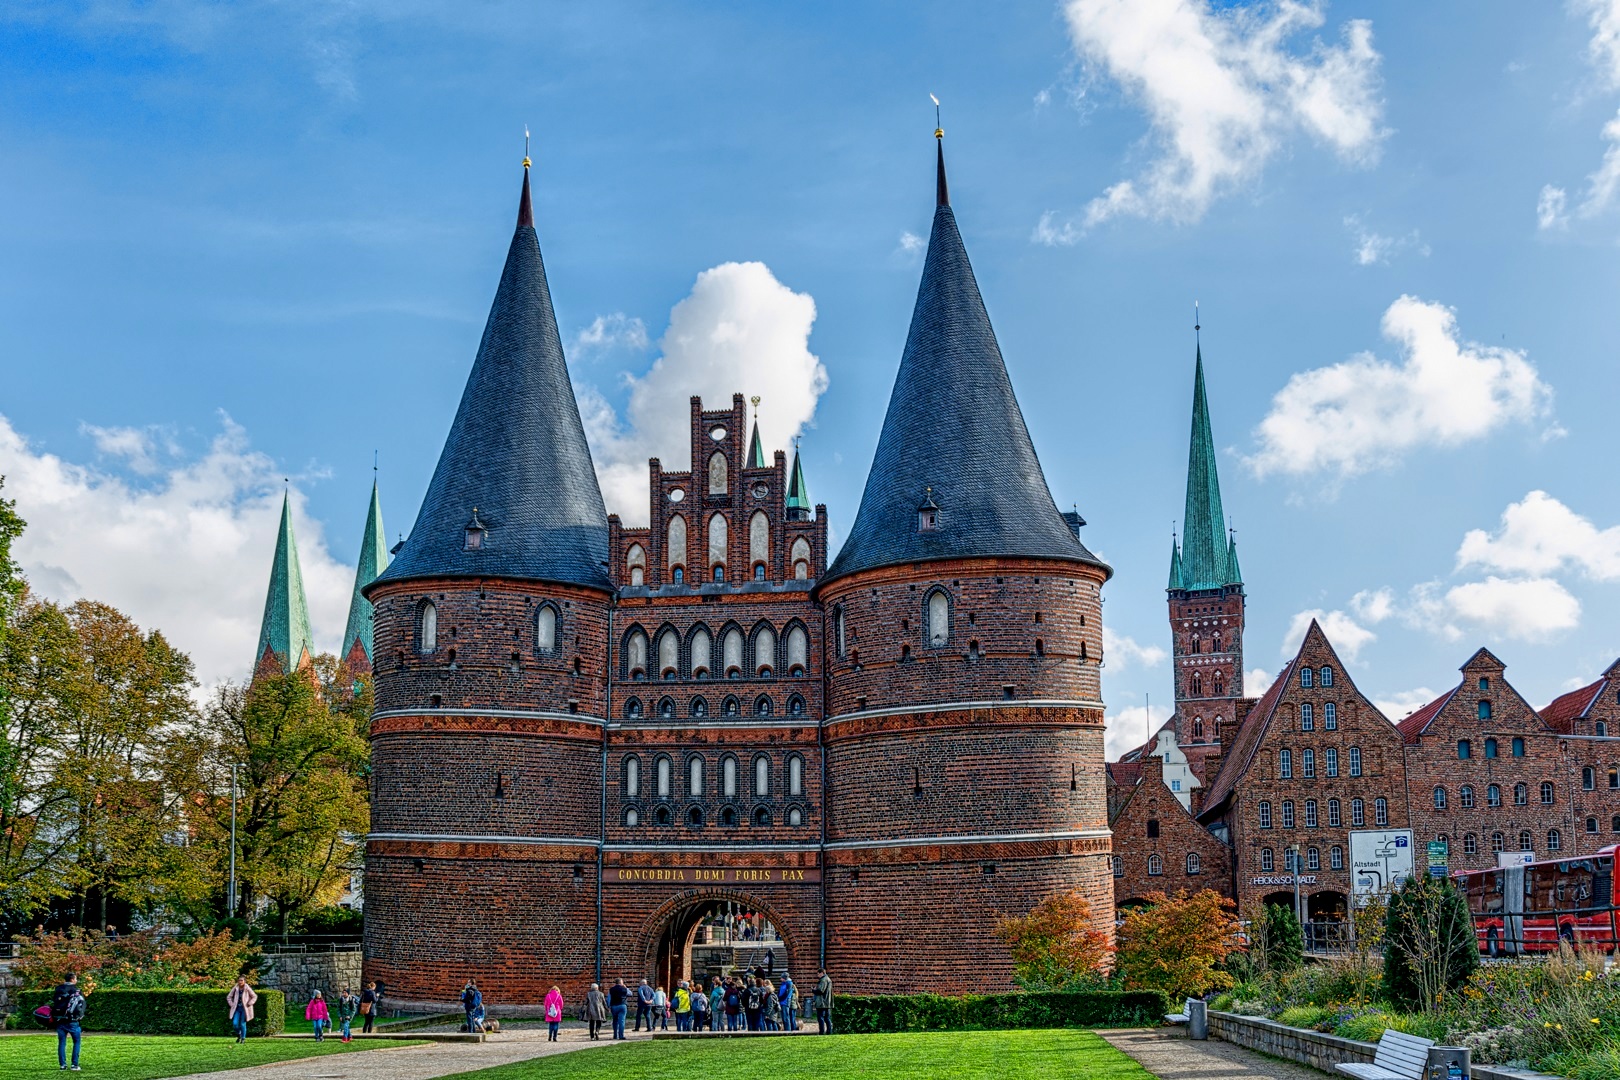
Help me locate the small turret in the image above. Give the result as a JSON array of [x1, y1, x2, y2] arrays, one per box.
[[786, 446, 811, 522], [1168, 535, 1185, 591]]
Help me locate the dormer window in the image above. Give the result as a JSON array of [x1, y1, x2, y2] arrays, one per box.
[[464, 508, 487, 551], [918, 488, 939, 531]]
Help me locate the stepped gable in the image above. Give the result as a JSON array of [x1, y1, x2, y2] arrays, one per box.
[[822, 139, 1107, 586], [255, 492, 314, 673], [372, 166, 610, 593], [341, 479, 389, 663]]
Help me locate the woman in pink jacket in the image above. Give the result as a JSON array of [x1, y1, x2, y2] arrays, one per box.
[[226, 977, 257, 1043], [304, 990, 331, 1041], [543, 985, 565, 1042]]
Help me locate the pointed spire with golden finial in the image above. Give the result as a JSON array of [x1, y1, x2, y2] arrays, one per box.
[[518, 125, 534, 228], [931, 93, 949, 207]]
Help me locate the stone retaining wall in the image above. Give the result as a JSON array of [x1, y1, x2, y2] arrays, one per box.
[[1208, 1011, 1562, 1080], [258, 950, 363, 1007]]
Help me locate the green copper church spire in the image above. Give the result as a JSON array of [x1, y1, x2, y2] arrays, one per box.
[[341, 479, 389, 665], [1179, 337, 1237, 590], [1167, 534, 1185, 591], [255, 492, 315, 673], [747, 421, 767, 468], [786, 444, 810, 518]]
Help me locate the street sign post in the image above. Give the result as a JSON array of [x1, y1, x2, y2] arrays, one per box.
[[1351, 829, 1414, 903]]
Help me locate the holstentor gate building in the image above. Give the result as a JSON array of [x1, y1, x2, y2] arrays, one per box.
[[357, 138, 1115, 1010]]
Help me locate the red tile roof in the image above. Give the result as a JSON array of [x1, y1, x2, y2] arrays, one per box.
[[1199, 651, 1298, 816], [1395, 688, 1457, 744], [1541, 677, 1606, 735]]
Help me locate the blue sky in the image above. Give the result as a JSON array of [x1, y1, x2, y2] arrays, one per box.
[[4, 2, 1620, 754]]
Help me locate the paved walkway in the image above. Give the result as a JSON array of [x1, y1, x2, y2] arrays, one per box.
[[1101, 1028, 1331, 1080], [165, 1024, 648, 1080]]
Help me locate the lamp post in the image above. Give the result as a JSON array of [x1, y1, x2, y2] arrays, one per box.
[[1289, 843, 1304, 950], [228, 763, 240, 919]]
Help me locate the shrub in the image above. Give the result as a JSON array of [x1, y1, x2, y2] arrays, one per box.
[[1117, 889, 1244, 1002], [832, 990, 1167, 1033], [1383, 874, 1478, 1011], [1255, 904, 1304, 974], [1546, 1045, 1620, 1080], [1275, 1004, 1334, 1030], [1457, 1024, 1528, 1065], [13, 928, 257, 991], [1333, 1009, 1447, 1043], [996, 889, 1113, 991], [16, 987, 284, 1036]]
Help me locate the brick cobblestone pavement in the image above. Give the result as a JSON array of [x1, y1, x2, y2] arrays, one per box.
[[1101, 1028, 1332, 1079], [163, 1024, 647, 1080]]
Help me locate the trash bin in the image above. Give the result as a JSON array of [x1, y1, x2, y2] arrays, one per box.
[[1188, 999, 1208, 1041], [1424, 1046, 1470, 1079]]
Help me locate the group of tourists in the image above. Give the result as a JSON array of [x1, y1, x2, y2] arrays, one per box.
[[571, 968, 833, 1040], [301, 981, 379, 1041]]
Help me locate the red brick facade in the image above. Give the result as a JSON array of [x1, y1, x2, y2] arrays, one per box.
[[365, 395, 1115, 1009], [1109, 757, 1231, 906]]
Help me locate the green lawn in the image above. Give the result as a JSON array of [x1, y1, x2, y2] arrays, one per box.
[[457, 1029, 1153, 1080], [0, 1033, 427, 1079]]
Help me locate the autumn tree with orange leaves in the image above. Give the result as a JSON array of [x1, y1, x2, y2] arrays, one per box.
[[996, 888, 1114, 990], [1118, 889, 1245, 1002]]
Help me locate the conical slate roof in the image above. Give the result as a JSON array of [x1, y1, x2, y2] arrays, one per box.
[[342, 480, 389, 662], [372, 167, 610, 593], [1178, 346, 1237, 590], [255, 493, 314, 672], [823, 140, 1106, 586]]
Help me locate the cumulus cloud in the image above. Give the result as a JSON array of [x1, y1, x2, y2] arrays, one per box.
[[1103, 627, 1168, 669], [1457, 490, 1620, 581], [1432, 577, 1581, 642], [571, 312, 649, 359], [1246, 667, 1275, 697], [1537, 184, 1570, 230], [1282, 608, 1376, 661], [1104, 701, 1174, 761], [1344, 214, 1428, 265], [81, 423, 179, 476], [579, 262, 827, 523], [1057, 0, 1385, 228], [0, 413, 352, 689], [1351, 587, 1394, 624], [1248, 295, 1553, 480], [1372, 686, 1439, 721], [897, 231, 925, 256]]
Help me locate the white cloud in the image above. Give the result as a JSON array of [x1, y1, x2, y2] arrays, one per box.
[[1372, 686, 1438, 721], [571, 313, 649, 359], [81, 423, 178, 476], [1351, 587, 1394, 624], [1032, 210, 1082, 247], [896, 231, 925, 259], [1457, 490, 1620, 581], [1104, 701, 1174, 761], [1248, 295, 1553, 479], [1282, 608, 1376, 661], [1442, 576, 1581, 642], [1538, 184, 1570, 230], [0, 413, 352, 689], [1344, 214, 1428, 265], [579, 262, 827, 523], [1541, 3, 1620, 223], [1103, 627, 1168, 669], [1246, 667, 1275, 697], [1058, 0, 1385, 227]]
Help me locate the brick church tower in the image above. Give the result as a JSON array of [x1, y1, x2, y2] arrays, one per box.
[[362, 161, 614, 1007], [1166, 340, 1245, 751], [814, 133, 1115, 991]]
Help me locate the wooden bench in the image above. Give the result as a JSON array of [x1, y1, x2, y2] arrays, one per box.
[[1334, 1029, 1435, 1080], [1164, 998, 1196, 1024]]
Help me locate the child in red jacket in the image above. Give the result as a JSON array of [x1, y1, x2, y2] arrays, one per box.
[[304, 991, 331, 1041]]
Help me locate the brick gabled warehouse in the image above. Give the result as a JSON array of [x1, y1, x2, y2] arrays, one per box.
[[352, 139, 1115, 1011]]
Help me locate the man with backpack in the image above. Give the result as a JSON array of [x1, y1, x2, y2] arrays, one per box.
[[52, 971, 87, 1071], [743, 976, 764, 1031]]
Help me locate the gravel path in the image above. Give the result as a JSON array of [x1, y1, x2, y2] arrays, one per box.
[[163, 1025, 646, 1080], [1100, 1028, 1333, 1079]]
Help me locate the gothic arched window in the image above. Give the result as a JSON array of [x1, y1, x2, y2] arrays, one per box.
[[418, 601, 437, 654], [536, 605, 557, 653], [626, 544, 646, 586], [926, 589, 950, 647]]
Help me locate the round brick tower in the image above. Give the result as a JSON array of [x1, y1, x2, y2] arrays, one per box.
[[362, 164, 613, 1011], [814, 135, 1114, 992]]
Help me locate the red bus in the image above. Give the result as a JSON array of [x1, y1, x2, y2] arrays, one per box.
[[1452, 846, 1618, 956]]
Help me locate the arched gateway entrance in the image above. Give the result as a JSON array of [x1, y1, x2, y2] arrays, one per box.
[[637, 890, 800, 994]]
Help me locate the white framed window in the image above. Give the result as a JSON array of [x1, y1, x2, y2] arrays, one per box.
[[1324, 702, 1337, 730], [1259, 801, 1272, 828], [1349, 746, 1362, 777], [1147, 855, 1163, 876], [1186, 853, 1201, 875], [1302, 749, 1316, 778], [1301, 703, 1314, 731], [1352, 798, 1365, 826], [1375, 797, 1389, 826], [1324, 747, 1338, 777], [1327, 798, 1341, 827], [1279, 749, 1292, 779]]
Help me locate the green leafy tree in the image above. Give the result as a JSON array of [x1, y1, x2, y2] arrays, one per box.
[[197, 665, 369, 932], [1384, 872, 1479, 1011], [1255, 902, 1304, 974]]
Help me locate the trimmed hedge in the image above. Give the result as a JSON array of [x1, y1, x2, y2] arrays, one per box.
[[17, 987, 285, 1037], [833, 990, 1169, 1034]]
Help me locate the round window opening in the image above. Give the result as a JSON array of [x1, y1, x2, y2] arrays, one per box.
[[668, 488, 686, 503], [709, 426, 727, 442], [751, 482, 769, 499]]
